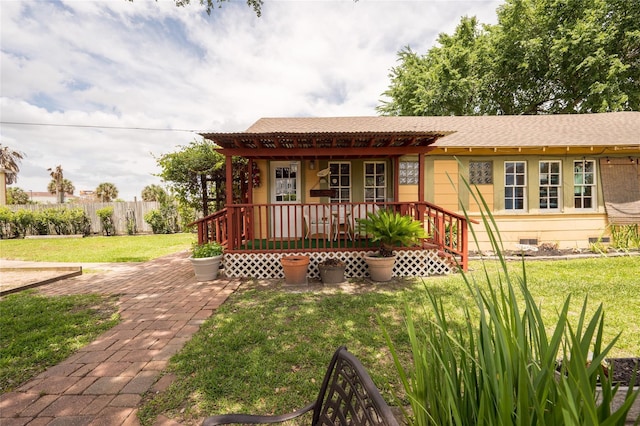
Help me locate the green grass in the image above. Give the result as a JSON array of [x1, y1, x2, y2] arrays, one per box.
[[0, 291, 120, 393], [0, 233, 196, 262], [137, 256, 640, 425]]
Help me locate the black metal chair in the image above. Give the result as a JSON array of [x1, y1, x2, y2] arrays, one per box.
[[202, 346, 400, 426]]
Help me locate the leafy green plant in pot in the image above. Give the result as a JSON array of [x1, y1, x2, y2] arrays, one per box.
[[318, 257, 347, 285], [189, 241, 224, 281], [356, 209, 427, 281]]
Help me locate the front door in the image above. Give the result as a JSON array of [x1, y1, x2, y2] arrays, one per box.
[[270, 161, 302, 238]]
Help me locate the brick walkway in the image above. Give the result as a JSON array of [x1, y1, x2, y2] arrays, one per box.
[[0, 252, 242, 425]]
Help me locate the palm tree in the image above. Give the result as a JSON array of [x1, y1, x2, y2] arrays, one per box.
[[1, 145, 25, 205], [47, 178, 75, 198], [96, 182, 119, 202], [47, 165, 65, 203], [141, 184, 167, 202], [1, 145, 25, 184]]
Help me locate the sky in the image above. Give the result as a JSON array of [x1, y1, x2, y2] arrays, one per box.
[[1, 0, 502, 201]]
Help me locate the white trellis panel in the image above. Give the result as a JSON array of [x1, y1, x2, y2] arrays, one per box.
[[223, 250, 457, 279]]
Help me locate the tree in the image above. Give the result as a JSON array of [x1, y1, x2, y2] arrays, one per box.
[[155, 139, 247, 216], [47, 179, 75, 198], [7, 187, 29, 205], [95, 182, 119, 202], [378, 0, 640, 116], [141, 184, 167, 202], [47, 165, 66, 203], [128, 0, 263, 16], [0, 145, 25, 185]]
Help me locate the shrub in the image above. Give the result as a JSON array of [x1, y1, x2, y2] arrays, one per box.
[[0, 207, 16, 239], [96, 206, 115, 236]]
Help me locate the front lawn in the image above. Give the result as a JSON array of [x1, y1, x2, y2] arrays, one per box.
[[138, 256, 640, 425], [0, 233, 195, 263]]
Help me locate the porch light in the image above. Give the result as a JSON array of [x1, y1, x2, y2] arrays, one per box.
[[290, 162, 298, 173], [308, 160, 316, 170]]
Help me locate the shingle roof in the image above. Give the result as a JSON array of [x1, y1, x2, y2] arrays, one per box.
[[245, 112, 640, 148]]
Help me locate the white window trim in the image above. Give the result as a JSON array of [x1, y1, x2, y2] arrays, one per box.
[[328, 161, 351, 203], [364, 161, 386, 202], [573, 159, 597, 210], [504, 161, 527, 211], [538, 160, 562, 211]]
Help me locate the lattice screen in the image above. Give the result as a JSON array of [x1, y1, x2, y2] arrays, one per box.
[[223, 250, 457, 279]]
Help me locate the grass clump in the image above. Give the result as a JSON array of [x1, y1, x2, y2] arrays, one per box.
[[0, 291, 119, 393]]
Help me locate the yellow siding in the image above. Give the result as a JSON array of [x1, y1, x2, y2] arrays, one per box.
[[398, 184, 419, 202], [434, 160, 459, 211], [468, 185, 494, 212], [467, 213, 609, 251]]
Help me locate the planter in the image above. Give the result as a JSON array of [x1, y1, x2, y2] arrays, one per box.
[[189, 255, 223, 281], [319, 262, 346, 285], [598, 358, 640, 424], [281, 255, 310, 285], [364, 253, 396, 282]]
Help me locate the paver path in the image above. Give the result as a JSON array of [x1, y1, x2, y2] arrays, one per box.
[[0, 252, 241, 425]]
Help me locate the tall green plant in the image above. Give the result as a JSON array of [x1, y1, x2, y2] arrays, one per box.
[[609, 224, 640, 251], [383, 177, 638, 425]]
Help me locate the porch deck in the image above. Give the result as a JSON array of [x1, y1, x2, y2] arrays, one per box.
[[192, 201, 471, 279]]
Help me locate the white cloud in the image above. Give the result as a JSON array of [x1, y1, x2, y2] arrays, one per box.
[[1, 0, 501, 201]]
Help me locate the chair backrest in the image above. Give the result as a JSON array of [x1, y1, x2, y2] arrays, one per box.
[[305, 205, 329, 223], [312, 347, 400, 426]]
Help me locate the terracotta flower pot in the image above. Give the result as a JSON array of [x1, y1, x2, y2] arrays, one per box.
[[281, 255, 310, 285]]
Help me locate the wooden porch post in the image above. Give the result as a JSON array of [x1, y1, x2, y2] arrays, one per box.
[[226, 155, 235, 249], [393, 157, 399, 202], [418, 153, 425, 203], [247, 159, 254, 204]]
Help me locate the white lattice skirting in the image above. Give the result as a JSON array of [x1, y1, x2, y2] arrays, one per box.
[[223, 250, 456, 279]]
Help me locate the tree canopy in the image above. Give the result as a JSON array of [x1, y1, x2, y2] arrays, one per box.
[[130, 0, 263, 16], [0, 145, 24, 185], [378, 0, 640, 116], [155, 139, 248, 216], [47, 179, 75, 197], [141, 184, 168, 202], [7, 187, 29, 205], [95, 182, 119, 202]]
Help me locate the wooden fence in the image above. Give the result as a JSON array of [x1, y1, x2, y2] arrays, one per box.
[[8, 201, 161, 235]]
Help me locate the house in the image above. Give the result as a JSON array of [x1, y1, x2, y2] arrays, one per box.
[[195, 111, 639, 279]]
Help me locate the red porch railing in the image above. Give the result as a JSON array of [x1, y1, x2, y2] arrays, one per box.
[[191, 201, 472, 271]]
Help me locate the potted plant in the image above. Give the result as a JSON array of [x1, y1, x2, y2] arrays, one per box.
[[356, 209, 427, 281], [318, 258, 346, 285], [189, 241, 224, 281]]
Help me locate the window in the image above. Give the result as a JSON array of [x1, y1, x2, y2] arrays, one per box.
[[364, 162, 386, 202], [469, 161, 493, 184], [274, 165, 297, 201], [329, 162, 351, 203], [504, 161, 526, 210], [539, 161, 561, 209], [399, 161, 419, 185], [574, 160, 595, 209]]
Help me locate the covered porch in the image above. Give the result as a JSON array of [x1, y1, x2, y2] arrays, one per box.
[[193, 120, 472, 279]]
